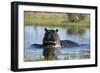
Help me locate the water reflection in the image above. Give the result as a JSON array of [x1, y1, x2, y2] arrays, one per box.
[[67, 27, 87, 35]]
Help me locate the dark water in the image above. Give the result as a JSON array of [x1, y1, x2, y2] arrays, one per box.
[[24, 26, 90, 61]]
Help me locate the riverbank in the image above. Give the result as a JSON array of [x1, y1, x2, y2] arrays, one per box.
[[25, 22, 89, 27], [24, 11, 90, 27]]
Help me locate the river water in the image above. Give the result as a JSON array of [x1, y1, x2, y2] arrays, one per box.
[[24, 26, 90, 61]]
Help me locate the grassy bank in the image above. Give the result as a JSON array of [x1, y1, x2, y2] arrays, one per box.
[[24, 11, 90, 27]]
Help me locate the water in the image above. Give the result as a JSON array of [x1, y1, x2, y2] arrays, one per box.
[[24, 26, 90, 61]]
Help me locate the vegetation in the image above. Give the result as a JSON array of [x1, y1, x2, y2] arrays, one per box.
[[24, 11, 90, 27], [24, 54, 90, 62]]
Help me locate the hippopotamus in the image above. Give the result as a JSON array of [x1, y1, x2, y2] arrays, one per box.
[[31, 28, 79, 60], [42, 28, 61, 60], [31, 28, 79, 48]]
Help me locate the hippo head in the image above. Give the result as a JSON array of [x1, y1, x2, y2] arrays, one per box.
[[43, 28, 60, 46]]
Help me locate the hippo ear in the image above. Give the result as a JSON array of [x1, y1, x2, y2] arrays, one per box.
[[56, 29, 58, 32], [45, 28, 48, 32]]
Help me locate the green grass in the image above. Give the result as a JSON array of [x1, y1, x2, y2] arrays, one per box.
[[24, 13, 90, 27]]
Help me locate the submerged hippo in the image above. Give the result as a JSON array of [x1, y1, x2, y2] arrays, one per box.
[[31, 28, 79, 60]]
